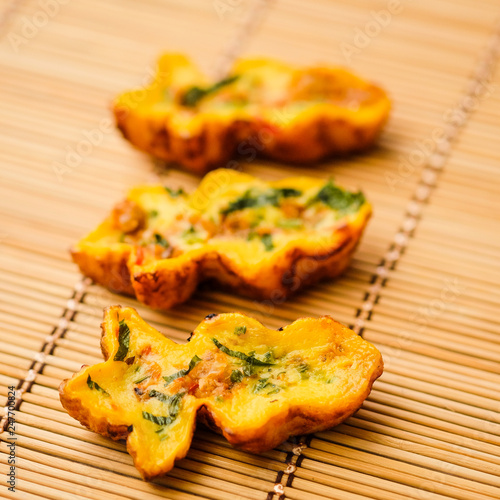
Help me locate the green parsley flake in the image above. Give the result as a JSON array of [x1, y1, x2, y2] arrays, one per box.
[[149, 391, 184, 417], [143, 392, 185, 436], [114, 320, 130, 361], [253, 378, 280, 395], [163, 355, 201, 385], [311, 180, 365, 214], [221, 187, 302, 215], [164, 186, 186, 197], [263, 351, 275, 363], [86, 375, 109, 396], [277, 218, 303, 229], [234, 325, 246, 336], [181, 75, 239, 107], [261, 233, 274, 251], [230, 370, 244, 384], [154, 233, 170, 248], [211, 338, 274, 366], [142, 411, 175, 427]]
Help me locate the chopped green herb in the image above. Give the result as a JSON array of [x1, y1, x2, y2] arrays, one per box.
[[143, 392, 185, 431], [211, 338, 274, 366], [114, 320, 130, 361], [297, 363, 310, 380], [277, 218, 303, 229], [261, 233, 274, 251], [326, 377, 337, 384], [253, 378, 271, 392], [185, 236, 205, 245], [230, 370, 244, 384], [154, 233, 170, 248], [221, 187, 302, 215], [182, 226, 204, 245], [221, 189, 256, 214], [86, 375, 109, 396], [163, 355, 201, 385], [253, 377, 281, 395], [215, 396, 225, 403], [169, 392, 184, 416], [142, 411, 175, 427], [149, 209, 159, 218], [181, 75, 239, 107], [149, 391, 184, 418], [249, 215, 264, 228], [134, 375, 150, 384], [234, 325, 246, 336], [164, 186, 186, 197], [277, 188, 303, 198], [148, 389, 170, 403], [263, 351, 275, 363], [310, 180, 365, 214], [118, 233, 126, 243], [242, 365, 255, 377]]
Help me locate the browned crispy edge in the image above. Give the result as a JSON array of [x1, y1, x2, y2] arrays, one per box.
[[131, 216, 369, 309], [71, 212, 369, 310], [115, 108, 388, 175], [115, 108, 246, 176], [71, 245, 135, 296], [59, 372, 130, 442]]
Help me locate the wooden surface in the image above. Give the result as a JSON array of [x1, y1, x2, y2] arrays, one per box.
[[0, 0, 499, 499]]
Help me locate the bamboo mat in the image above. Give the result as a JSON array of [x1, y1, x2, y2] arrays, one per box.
[[0, 0, 499, 498]]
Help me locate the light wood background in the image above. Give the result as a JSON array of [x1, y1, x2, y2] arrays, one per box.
[[0, 0, 499, 499]]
